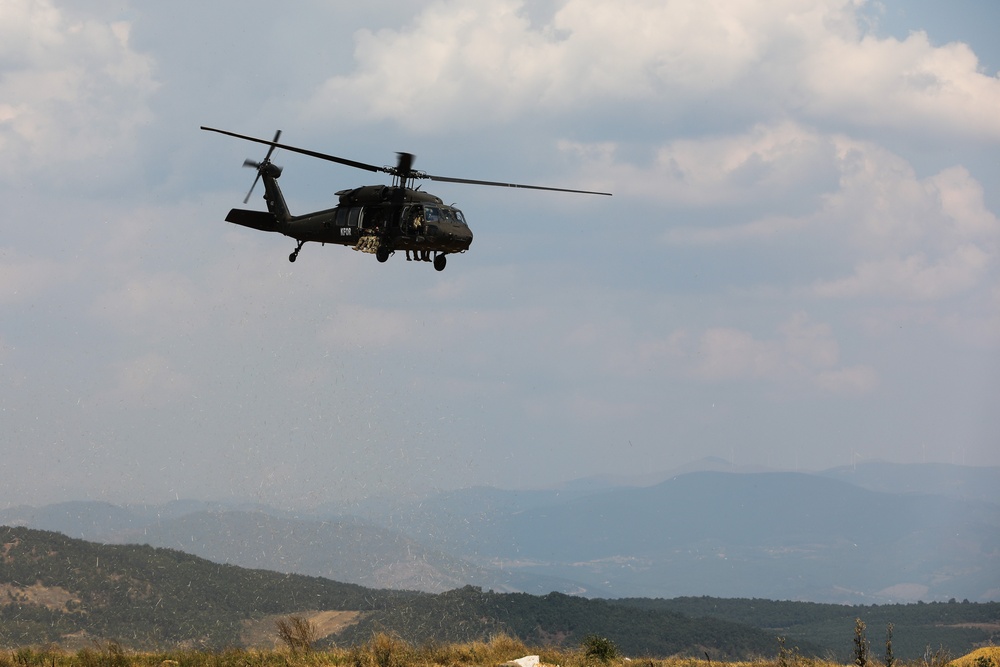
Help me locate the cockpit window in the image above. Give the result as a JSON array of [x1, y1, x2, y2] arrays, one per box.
[[424, 206, 440, 222], [439, 207, 467, 225]]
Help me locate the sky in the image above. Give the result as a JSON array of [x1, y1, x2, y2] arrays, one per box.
[[2, 0, 999, 510]]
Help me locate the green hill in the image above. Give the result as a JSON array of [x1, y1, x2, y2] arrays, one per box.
[[338, 586, 789, 658], [610, 596, 1000, 661], [0, 525, 403, 649], [0, 526, 781, 656]]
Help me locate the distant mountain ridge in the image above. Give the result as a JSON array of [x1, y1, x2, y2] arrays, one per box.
[[117, 509, 504, 593], [0, 501, 586, 596], [817, 460, 1000, 504], [3, 460, 998, 603]]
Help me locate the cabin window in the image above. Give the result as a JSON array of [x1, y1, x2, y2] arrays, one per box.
[[348, 206, 363, 228], [336, 207, 349, 226]]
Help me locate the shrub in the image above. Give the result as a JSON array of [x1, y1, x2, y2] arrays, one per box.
[[778, 636, 800, 667], [582, 634, 620, 664], [276, 615, 318, 654], [351, 632, 411, 667], [884, 623, 894, 667], [853, 619, 869, 667]]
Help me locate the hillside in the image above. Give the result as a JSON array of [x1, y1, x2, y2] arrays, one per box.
[[3, 526, 997, 658], [611, 597, 1000, 662], [0, 525, 395, 649], [6, 465, 997, 604], [0, 526, 781, 656]]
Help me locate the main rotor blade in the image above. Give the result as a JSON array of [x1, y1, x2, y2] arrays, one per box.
[[201, 126, 384, 175], [425, 173, 612, 196], [203, 126, 612, 196]]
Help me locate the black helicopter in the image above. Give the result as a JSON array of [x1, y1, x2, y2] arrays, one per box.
[[201, 127, 611, 271]]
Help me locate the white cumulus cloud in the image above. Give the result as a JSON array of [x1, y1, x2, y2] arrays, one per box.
[[0, 0, 159, 178], [693, 312, 876, 393]]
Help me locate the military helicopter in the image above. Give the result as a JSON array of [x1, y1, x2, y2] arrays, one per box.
[[201, 126, 612, 271]]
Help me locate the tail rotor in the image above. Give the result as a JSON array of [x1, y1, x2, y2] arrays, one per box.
[[242, 129, 282, 203]]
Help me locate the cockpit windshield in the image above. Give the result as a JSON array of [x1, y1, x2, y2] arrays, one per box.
[[443, 206, 467, 226], [417, 204, 467, 226]]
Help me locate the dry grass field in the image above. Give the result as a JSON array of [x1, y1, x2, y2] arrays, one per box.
[[948, 648, 1000, 667], [0, 631, 992, 667]]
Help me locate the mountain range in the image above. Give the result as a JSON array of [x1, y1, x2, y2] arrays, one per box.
[[2, 460, 997, 604]]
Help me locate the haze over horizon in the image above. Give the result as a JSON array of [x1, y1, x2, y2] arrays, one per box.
[[2, 0, 999, 510]]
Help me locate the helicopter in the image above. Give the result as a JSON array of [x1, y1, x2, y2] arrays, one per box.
[[201, 126, 612, 271]]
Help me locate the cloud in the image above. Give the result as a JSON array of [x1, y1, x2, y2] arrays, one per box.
[[0, 0, 159, 179], [799, 29, 1000, 139], [695, 328, 782, 381], [645, 127, 999, 305], [569, 321, 689, 380], [89, 272, 203, 336], [552, 393, 645, 422], [304, 0, 1000, 142], [551, 308, 874, 397], [809, 148, 999, 301], [931, 166, 1000, 240], [303, 0, 795, 131], [627, 121, 839, 210], [0, 247, 79, 304], [318, 303, 417, 349], [306, 0, 785, 128], [940, 285, 1000, 347], [692, 312, 876, 393], [90, 352, 193, 409], [811, 245, 992, 301], [815, 365, 879, 394]]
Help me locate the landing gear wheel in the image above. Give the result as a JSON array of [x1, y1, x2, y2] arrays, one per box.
[[289, 241, 305, 263], [433, 254, 447, 271], [376, 245, 391, 263]]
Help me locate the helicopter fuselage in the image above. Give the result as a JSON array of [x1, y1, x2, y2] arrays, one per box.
[[228, 187, 473, 255], [226, 167, 473, 268]]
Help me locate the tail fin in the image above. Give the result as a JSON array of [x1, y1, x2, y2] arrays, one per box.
[[259, 166, 291, 221], [241, 129, 291, 222]]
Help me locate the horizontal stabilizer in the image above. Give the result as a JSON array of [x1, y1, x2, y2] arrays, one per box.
[[225, 209, 280, 232]]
